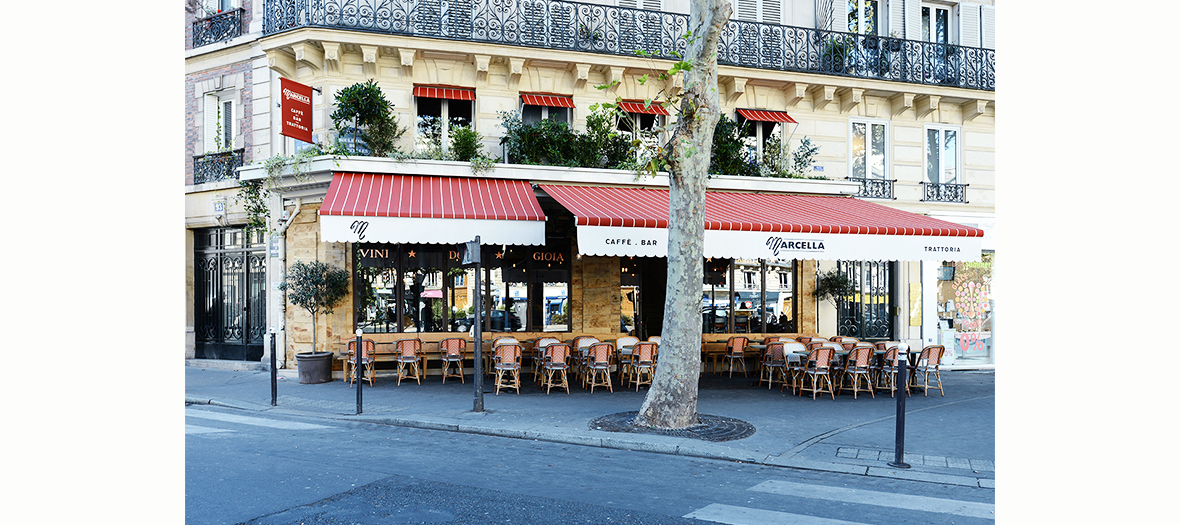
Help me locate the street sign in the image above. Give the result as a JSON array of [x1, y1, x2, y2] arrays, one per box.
[[280, 78, 314, 144]]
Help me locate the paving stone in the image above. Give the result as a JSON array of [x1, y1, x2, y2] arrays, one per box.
[[836, 448, 857, 459], [947, 457, 972, 470], [923, 455, 948, 467], [970, 458, 995, 472]]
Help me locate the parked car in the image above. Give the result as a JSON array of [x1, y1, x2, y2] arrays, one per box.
[[455, 310, 522, 332]]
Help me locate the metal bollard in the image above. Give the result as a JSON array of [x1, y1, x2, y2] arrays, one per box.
[[888, 344, 910, 469], [355, 328, 364, 415], [270, 329, 278, 407]]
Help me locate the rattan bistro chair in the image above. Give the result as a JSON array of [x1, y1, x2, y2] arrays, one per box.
[[909, 345, 946, 396], [346, 339, 377, 388], [571, 335, 600, 385], [586, 342, 615, 393], [723, 336, 750, 378], [837, 344, 876, 399], [394, 338, 424, 385], [541, 343, 572, 394], [629, 341, 658, 391], [758, 341, 787, 390], [872, 344, 908, 397], [780, 341, 809, 393], [439, 338, 467, 384], [493, 342, 524, 395], [530, 337, 561, 384], [615, 336, 640, 382], [798, 346, 836, 400]]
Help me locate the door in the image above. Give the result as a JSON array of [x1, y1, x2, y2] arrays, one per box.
[[835, 260, 894, 341], [194, 227, 266, 360]]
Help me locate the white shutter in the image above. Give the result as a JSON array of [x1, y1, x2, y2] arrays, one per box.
[[980, 4, 995, 49], [617, 0, 637, 8], [903, 0, 920, 40], [203, 94, 220, 152], [889, 0, 905, 37], [832, 0, 848, 32], [642, 0, 662, 11], [736, 0, 757, 22], [956, 3, 981, 47], [762, 0, 782, 24], [223, 100, 235, 149]]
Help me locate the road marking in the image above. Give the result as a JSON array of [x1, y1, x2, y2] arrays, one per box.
[[185, 424, 234, 435], [185, 409, 333, 430], [750, 480, 995, 519], [684, 503, 871, 525]]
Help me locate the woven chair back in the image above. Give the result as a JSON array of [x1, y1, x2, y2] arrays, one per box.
[[764, 342, 786, 363], [848, 346, 872, 368], [495, 344, 521, 366], [396, 339, 421, 358], [573, 336, 599, 349], [762, 336, 783, 345], [783, 341, 807, 355], [348, 339, 376, 359], [534, 337, 560, 350], [810, 347, 834, 369], [920, 345, 945, 366], [493, 337, 519, 347], [546, 343, 570, 365], [617, 336, 640, 348], [589, 342, 613, 365], [440, 338, 466, 357], [634, 342, 657, 363], [727, 336, 749, 354], [807, 341, 828, 352], [647, 336, 662, 344]]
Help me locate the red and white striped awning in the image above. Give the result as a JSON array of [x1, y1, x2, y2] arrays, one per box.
[[618, 100, 670, 115], [521, 94, 575, 108], [539, 185, 982, 261], [736, 108, 798, 123], [413, 86, 476, 101], [320, 173, 546, 245]]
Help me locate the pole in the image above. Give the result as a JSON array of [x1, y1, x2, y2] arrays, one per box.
[[355, 329, 364, 415], [472, 236, 485, 412], [270, 328, 277, 406], [888, 344, 910, 469]]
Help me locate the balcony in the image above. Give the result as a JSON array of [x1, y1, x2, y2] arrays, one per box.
[[921, 181, 968, 203], [192, 8, 244, 48], [193, 149, 245, 184], [261, 0, 994, 91], [846, 177, 894, 199]]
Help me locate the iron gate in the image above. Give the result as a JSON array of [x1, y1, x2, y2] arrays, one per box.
[[194, 227, 267, 360], [835, 260, 894, 341]]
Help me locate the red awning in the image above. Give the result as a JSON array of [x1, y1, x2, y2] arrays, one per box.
[[521, 94, 575, 108], [319, 173, 546, 245], [618, 101, 670, 115], [736, 108, 798, 124], [538, 184, 983, 261], [413, 86, 476, 101]]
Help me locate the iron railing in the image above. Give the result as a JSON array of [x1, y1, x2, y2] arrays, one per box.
[[193, 149, 245, 184], [193, 8, 245, 48], [262, 0, 994, 91], [847, 177, 895, 199], [921, 181, 969, 203]]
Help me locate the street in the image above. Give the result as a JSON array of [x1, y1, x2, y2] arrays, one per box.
[[186, 405, 995, 524]]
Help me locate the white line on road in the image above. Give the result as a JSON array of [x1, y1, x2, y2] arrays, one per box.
[[750, 480, 995, 519], [185, 408, 333, 430], [684, 503, 871, 525], [185, 424, 234, 435]]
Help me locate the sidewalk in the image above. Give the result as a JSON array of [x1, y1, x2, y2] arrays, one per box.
[[185, 361, 995, 489]]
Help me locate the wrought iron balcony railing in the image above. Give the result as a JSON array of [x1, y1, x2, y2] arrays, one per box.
[[192, 8, 245, 48], [921, 181, 969, 203], [846, 177, 895, 199], [262, 0, 994, 91], [193, 149, 246, 184]]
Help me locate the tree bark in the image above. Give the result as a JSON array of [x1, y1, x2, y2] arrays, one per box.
[[634, 0, 731, 430]]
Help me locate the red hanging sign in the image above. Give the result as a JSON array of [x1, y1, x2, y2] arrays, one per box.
[[280, 77, 314, 144]]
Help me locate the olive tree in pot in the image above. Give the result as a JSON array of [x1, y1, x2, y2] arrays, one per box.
[[280, 260, 350, 382], [813, 269, 855, 334]]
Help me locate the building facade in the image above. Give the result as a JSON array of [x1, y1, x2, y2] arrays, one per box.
[[185, 0, 996, 368]]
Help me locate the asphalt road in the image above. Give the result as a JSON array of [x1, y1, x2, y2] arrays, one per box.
[[186, 405, 995, 524]]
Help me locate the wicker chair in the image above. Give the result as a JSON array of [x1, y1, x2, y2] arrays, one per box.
[[758, 341, 787, 390], [798, 346, 836, 400], [541, 343, 572, 394], [646, 335, 662, 345], [780, 341, 809, 393], [571, 335, 600, 385], [629, 342, 658, 391], [493, 342, 523, 395], [872, 344, 908, 397], [909, 345, 946, 396], [346, 339, 377, 388], [439, 338, 467, 384], [723, 336, 750, 378], [489, 337, 519, 379], [585, 342, 614, 393], [394, 338, 423, 386], [530, 337, 561, 383], [615, 336, 640, 382], [837, 344, 876, 399]]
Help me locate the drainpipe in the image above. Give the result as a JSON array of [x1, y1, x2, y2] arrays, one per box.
[[274, 198, 302, 369]]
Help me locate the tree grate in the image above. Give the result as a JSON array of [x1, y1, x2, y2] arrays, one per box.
[[589, 411, 756, 442]]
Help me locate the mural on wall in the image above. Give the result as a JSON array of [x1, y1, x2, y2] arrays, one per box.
[[950, 252, 993, 357]]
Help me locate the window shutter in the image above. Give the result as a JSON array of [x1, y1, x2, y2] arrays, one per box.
[[736, 0, 757, 22], [617, 0, 637, 8], [642, 0, 662, 11], [903, 0, 920, 40], [223, 100, 234, 149], [762, 0, 781, 24], [956, 3, 981, 47], [832, 0, 848, 32], [980, 5, 995, 49], [889, 0, 905, 37], [204, 94, 220, 152]]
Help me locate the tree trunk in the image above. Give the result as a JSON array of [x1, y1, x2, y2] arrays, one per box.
[[634, 0, 731, 430]]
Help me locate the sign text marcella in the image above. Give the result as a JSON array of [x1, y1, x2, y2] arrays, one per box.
[[765, 236, 825, 257], [280, 77, 314, 144]]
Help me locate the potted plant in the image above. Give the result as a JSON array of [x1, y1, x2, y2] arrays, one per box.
[[814, 269, 855, 332], [280, 260, 350, 383]]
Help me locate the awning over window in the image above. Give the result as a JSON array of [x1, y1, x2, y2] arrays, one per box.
[[539, 185, 983, 261], [413, 86, 476, 101], [618, 100, 670, 115], [521, 94, 575, 108], [736, 108, 798, 123], [320, 173, 546, 245]]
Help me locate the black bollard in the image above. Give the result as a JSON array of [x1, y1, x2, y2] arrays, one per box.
[[888, 347, 910, 469], [270, 330, 277, 407], [355, 329, 364, 415]]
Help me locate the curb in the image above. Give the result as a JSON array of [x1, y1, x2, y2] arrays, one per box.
[[188, 394, 994, 488]]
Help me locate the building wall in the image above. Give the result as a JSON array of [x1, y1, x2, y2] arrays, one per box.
[[185, 61, 254, 185]]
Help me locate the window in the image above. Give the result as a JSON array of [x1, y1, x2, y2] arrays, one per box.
[[924, 125, 959, 184], [203, 94, 235, 153], [922, 4, 950, 44], [743, 271, 756, 289], [520, 95, 573, 125], [734, 0, 782, 24], [847, 0, 880, 35], [850, 118, 887, 179], [415, 95, 473, 154], [738, 117, 783, 163], [778, 271, 791, 289]]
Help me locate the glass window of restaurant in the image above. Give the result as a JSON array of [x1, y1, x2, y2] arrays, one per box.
[[354, 240, 571, 334], [935, 251, 993, 364]]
